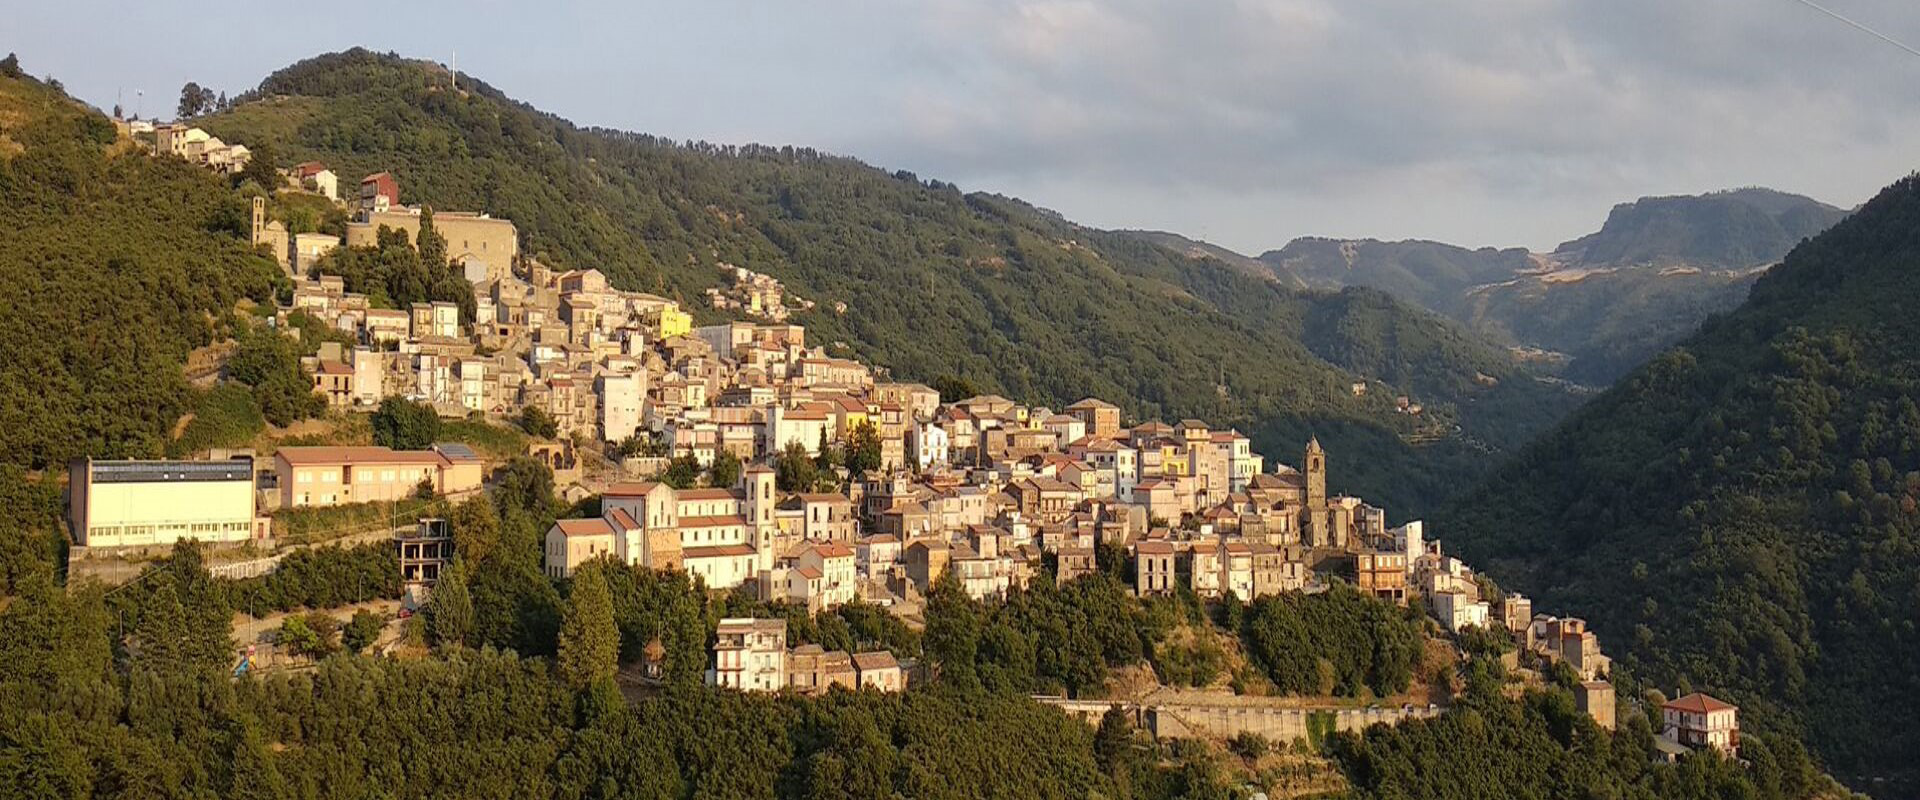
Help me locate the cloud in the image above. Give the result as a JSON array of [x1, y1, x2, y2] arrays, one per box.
[[833, 0, 1920, 248], [14, 0, 1919, 251]]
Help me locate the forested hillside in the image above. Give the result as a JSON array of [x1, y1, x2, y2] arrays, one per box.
[[1440, 173, 1920, 795], [200, 49, 1580, 517], [1259, 190, 1848, 384], [0, 71, 282, 471]]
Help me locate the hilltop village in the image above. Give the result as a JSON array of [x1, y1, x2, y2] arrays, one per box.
[[66, 122, 1741, 764]]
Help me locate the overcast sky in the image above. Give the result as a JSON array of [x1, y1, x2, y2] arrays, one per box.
[[14, 0, 1920, 253]]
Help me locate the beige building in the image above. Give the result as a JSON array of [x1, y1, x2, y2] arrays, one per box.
[[709, 617, 788, 693], [274, 445, 484, 508], [1662, 693, 1738, 756], [853, 650, 904, 692], [68, 458, 262, 549], [345, 209, 519, 270]]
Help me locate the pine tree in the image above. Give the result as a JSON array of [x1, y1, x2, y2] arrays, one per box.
[[557, 565, 618, 689], [132, 582, 187, 671], [417, 207, 448, 269], [428, 560, 474, 648]]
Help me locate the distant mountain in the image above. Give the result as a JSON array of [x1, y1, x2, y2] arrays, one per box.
[[202, 49, 1582, 516], [1557, 187, 1849, 268], [1255, 190, 1849, 384], [1438, 173, 1920, 796], [1263, 237, 1530, 312], [1115, 229, 1305, 287]]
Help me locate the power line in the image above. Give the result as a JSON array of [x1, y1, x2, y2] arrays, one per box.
[[1789, 0, 1920, 60]]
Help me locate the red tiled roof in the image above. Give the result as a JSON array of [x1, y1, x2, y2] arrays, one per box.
[[554, 518, 615, 538], [683, 544, 756, 559], [1663, 693, 1736, 713], [678, 515, 748, 528], [276, 446, 448, 467], [679, 488, 743, 501], [603, 481, 662, 496], [852, 650, 899, 670], [808, 542, 856, 559], [606, 508, 640, 530]]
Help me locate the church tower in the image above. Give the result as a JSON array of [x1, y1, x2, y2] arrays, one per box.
[[249, 195, 266, 245], [744, 465, 777, 572], [1304, 437, 1331, 547], [1305, 436, 1327, 510]]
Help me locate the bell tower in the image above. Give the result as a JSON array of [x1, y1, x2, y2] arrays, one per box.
[[1304, 436, 1330, 547], [249, 195, 266, 245], [1305, 436, 1326, 511]]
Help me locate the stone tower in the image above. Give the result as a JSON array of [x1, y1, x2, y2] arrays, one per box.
[[744, 465, 777, 572], [1304, 437, 1331, 547], [249, 195, 266, 245], [1305, 436, 1327, 510]]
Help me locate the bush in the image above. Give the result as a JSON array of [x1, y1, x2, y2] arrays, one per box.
[[372, 397, 441, 450]]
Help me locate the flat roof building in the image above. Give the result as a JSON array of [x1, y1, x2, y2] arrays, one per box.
[[69, 458, 261, 549]]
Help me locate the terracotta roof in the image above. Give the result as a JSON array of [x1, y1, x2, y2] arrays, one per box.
[[603, 481, 663, 496], [852, 650, 899, 670], [798, 493, 851, 504], [1663, 693, 1737, 714], [314, 361, 353, 375], [276, 446, 449, 466], [863, 534, 900, 544], [1135, 541, 1175, 555], [678, 515, 748, 528], [606, 508, 640, 530], [808, 542, 856, 559], [553, 518, 615, 538], [682, 544, 756, 559], [1065, 397, 1118, 411], [794, 565, 823, 580], [679, 488, 743, 501]]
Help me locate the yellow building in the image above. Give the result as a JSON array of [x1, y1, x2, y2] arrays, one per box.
[[69, 458, 261, 548]]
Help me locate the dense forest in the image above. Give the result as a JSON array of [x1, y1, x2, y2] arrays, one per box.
[[1440, 173, 1920, 795], [0, 71, 283, 471], [199, 48, 1584, 517]]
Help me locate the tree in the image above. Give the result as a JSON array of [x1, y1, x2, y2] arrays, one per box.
[[491, 456, 556, 521], [427, 559, 474, 648], [517, 405, 558, 439], [417, 207, 448, 271], [235, 141, 279, 192], [279, 613, 339, 659], [707, 449, 742, 489], [0, 53, 20, 79], [227, 326, 324, 426], [176, 82, 214, 118], [342, 609, 383, 653], [371, 397, 441, 450], [557, 565, 619, 689], [845, 421, 883, 477], [774, 440, 818, 492], [659, 455, 700, 490]]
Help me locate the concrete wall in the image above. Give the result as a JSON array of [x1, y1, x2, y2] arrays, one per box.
[[1037, 696, 1442, 744]]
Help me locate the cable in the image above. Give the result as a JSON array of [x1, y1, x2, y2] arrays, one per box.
[[1789, 0, 1920, 60]]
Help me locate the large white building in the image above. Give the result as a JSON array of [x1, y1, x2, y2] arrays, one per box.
[[598, 370, 646, 444], [68, 458, 262, 549]]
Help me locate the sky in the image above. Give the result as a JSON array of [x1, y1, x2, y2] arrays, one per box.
[[13, 0, 1920, 253]]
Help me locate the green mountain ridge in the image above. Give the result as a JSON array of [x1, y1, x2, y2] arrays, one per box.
[[1438, 172, 1920, 796], [1255, 190, 1849, 384], [199, 48, 1582, 517]]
